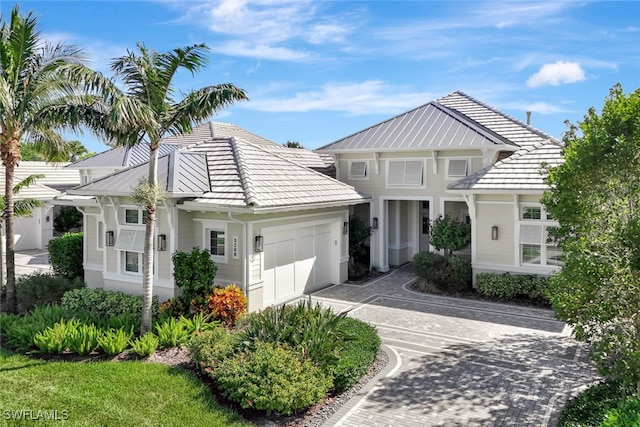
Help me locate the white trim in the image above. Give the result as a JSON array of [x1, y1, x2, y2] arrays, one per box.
[[347, 160, 369, 180], [446, 158, 469, 180], [385, 158, 427, 189], [472, 262, 560, 276], [103, 273, 173, 287], [84, 263, 102, 272]]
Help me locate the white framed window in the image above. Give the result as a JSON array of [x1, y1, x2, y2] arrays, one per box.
[[447, 159, 468, 178], [199, 220, 228, 263], [519, 205, 562, 266], [124, 251, 141, 273], [386, 160, 425, 187], [97, 220, 104, 250], [123, 207, 147, 225], [348, 160, 368, 179]]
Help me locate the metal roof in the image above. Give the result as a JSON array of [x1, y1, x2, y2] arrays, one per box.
[[68, 143, 182, 169], [318, 101, 515, 153], [69, 138, 368, 210], [448, 141, 564, 192]]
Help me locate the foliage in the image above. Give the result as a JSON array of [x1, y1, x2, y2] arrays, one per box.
[[214, 342, 332, 415], [67, 323, 102, 355], [53, 206, 83, 232], [330, 317, 381, 393], [178, 312, 220, 335], [98, 328, 133, 355], [154, 317, 190, 348], [32, 318, 78, 354], [158, 296, 189, 318], [601, 398, 640, 427], [130, 179, 165, 207], [541, 85, 640, 394], [130, 333, 160, 357], [15, 272, 85, 313], [475, 273, 550, 302], [188, 327, 241, 376], [283, 140, 304, 148], [1, 305, 80, 351], [412, 251, 471, 292], [48, 232, 84, 280], [429, 215, 471, 257], [558, 379, 632, 427], [20, 140, 94, 162], [208, 284, 247, 326], [172, 248, 218, 313], [349, 214, 372, 264], [61, 288, 159, 320]]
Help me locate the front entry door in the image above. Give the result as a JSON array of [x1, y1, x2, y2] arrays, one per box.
[[419, 201, 430, 252]]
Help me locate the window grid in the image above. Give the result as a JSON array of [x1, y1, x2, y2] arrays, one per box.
[[210, 230, 225, 256]]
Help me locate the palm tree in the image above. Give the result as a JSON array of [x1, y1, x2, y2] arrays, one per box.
[[109, 43, 248, 332], [0, 174, 45, 287], [0, 6, 109, 313]]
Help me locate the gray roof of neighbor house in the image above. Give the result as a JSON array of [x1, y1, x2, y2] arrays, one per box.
[[447, 141, 564, 192], [68, 138, 368, 211], [318, 91, 559, 153], [159, 121, 278, 147], [67, 143, 182, 169], [0, 161, 80, 200]]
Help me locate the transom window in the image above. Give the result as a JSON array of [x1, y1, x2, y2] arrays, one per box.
[[519, 205, 562, 266], [349, 161, 368, 179], [387, 160, 424, 186]]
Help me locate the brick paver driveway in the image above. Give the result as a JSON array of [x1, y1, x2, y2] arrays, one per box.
[[298, 266, 598, 427]]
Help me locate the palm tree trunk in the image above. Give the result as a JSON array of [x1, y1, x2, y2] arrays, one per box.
[[4, 162, 16, 313], [140, 144, 159, 333]]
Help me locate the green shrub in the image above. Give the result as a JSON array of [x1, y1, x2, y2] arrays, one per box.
[[48, 232, 84, 280], [188, 327, 240, 376], [130, 333, 159, 357], [67, 323, 102, 355], [413, 252, 471, 292], [33, 318, 80, 354], [2, 305, 80, 351], [16, 272, 84, 313], [331, 317, 381, 393], [53, 206, 82, 232], [208, 284, 247, 327], [214, 342, 332, 415], [475, 273, 550, 302], [61, 288, 159, 320], [98, 328, 133, 355], [172, 248, 218, 313], [559, 379, 632, 427], [601, 398, 640, 426], [429, 215, 471, 257], [154, 317, 190, 348], [179, 313, 220, 335]]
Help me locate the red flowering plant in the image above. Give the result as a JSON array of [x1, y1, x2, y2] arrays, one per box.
[[208, 284, 248, 327]]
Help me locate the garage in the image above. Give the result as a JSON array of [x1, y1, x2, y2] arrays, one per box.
[[262, 221, 337, 307]]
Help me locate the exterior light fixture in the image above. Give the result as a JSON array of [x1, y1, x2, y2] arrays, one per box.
[[106, 230, 115, 246], [157, 234, 167, 251], [491, 225, 499, 240], [343, 221, 349, 235], [372, 217, 379, 230], [254, 235, 264, 253]]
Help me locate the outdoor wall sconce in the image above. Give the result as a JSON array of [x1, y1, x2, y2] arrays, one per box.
[[491, 225, 499, 241], [372, 217, 379, 230], [254, 235, 264, 253], [105, 230, 115, 246], [157, 234, 167, 251], [343, 221, 349, 235]]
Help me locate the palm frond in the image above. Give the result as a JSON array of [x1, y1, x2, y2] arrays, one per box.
[[12, 174, 44, 193]]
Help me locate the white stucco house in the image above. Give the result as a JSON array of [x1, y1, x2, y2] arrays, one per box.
[[60, 91, 564, 310]]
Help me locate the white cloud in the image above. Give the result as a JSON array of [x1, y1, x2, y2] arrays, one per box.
[[210, 41, 309, 61], [526, 61, 586, 87], [244, 80, 434, 115]]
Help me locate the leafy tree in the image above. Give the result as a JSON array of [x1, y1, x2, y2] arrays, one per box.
[[284, 140, 304, 149], [541, 85, 640, 397], [0, 6, 107, 312], [20, 140, 94, 162], [107, 43, 248, 333], [429, 215, 471, 257]]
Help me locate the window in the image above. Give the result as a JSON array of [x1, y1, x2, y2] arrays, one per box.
[[349, 161, 368, 179], [519, 205, 562, 266], [209, 230, 225, 256], [97, 221, 104, 250], [124, 251, 140, 273], [124, 208, 148, 225], [115, 229, 145, 252], [387, 160, 424, 186], [447, 159, 468, 178]]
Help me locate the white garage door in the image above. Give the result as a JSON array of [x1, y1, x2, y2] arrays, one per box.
[[263, 223, 333, 307], [15, 207, 42, 251]]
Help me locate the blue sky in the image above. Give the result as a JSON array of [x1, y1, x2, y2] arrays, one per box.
[[4, 1, 639, 153]]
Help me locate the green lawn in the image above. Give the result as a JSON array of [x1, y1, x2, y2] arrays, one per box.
[[0, 348, 252, 426]]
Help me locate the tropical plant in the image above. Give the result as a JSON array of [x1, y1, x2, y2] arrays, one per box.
[[0, 6, 108, 313], [429, 214, 471, 257], [154, 317, 189, 348], [172, 248, 218, 314], [208, 284, 247, 327], [15, 272, 84, 313], [130, 332, 159, 357], [98, 327, 133, 355], [105, 44, 247, 333]]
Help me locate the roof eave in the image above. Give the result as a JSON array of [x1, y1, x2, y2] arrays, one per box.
[[318, 144, 512, 155], [178, 197, 370, 214]]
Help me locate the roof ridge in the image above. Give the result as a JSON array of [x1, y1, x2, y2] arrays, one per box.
[[230, 138, 258, 207], [443, 91, 559, 143], [432, 102, 515, 147]]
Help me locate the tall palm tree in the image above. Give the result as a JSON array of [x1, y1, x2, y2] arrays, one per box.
[[0, 174, 45, 287], [0, 6, 110, 313], [109, 43, 248, 332]]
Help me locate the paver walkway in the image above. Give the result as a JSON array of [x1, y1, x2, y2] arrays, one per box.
[[296, 265, 598, 427], [15, 250, 52, 277]]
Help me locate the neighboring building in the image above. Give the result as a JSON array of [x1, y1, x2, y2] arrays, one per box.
[[318, 91, 563, 278], [61, 128, 366, 311], [1, 161, 80, 250]]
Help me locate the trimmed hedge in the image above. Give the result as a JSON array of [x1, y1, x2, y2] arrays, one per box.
[[16, 272, 84, 314], [48, 232, 84, 280], [475, 272, 550, 302], [413, 251, 471, 292], [61, 288, 159, 320], [558, 379, 633, 427]]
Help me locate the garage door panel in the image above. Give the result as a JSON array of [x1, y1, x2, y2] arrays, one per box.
[[313, 233, 332, 288], [276, 240, 296, 298], [295, 235, 315, 294]]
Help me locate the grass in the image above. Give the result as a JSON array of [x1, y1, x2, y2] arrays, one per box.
[[0, 348, 251, 427]]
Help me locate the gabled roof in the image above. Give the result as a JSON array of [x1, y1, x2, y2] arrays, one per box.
[[68, 138, 368, 211], [68, 143, 182, 169], [437, 91, 559, 148], [447, 141, 564, 192]]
